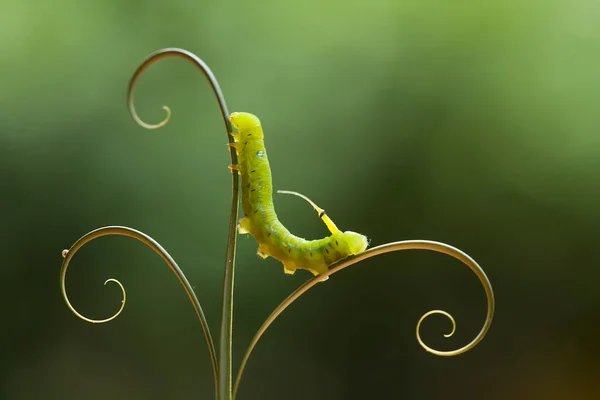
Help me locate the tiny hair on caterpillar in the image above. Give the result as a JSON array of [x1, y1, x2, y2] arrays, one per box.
[[227, 111, 369, 281]]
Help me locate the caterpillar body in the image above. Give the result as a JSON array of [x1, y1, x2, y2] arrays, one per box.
[[228, 112, 369, 279]]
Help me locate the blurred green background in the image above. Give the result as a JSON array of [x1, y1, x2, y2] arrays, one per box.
[[2, 0, 599, 399]]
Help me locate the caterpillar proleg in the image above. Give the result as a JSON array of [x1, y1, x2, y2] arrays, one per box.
[[228, 112, 369, 279]]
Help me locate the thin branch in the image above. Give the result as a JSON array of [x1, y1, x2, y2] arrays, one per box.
[[233, 240, 495, 398], [127, 48, 239, 400], [59, 226, 218, 394]]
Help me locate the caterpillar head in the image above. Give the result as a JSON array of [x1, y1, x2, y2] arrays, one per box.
[[230, 112, 263, 138], [340, 231, 369, 255]]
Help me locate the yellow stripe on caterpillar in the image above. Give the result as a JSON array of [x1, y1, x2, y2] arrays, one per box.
[[229, 111, 369, 280]]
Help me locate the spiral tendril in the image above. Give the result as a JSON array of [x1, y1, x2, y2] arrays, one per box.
[[61, 274, 126, 324], [416, 310, 456, 352], [233, 239, 495, 398], [126, 47, 238, 400], [127, 48, 232, 134], [59, 226, 219, 394]]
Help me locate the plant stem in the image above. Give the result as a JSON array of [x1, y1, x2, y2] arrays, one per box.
[[219, 174, 239, 400], [215, 69, 238, 400], [126, 47, 239, 399], [233, 240, 495, 397], [59, 226, 220, 394]]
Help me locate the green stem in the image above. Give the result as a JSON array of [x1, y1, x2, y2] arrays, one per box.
[[126, 48, 238, 400], [59, 226, 219, 394], [233, 240, 495, 398], [219, 176, 239, 400], [213, 66, 238, 400]]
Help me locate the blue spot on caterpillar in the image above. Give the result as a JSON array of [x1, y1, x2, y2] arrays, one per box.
[[228, 112, 369, 280]]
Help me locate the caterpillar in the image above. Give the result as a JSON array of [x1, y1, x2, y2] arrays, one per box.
[[228, 112, 369, 280]]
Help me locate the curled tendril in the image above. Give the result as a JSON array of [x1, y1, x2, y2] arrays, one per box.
[[417, 310, 456, 340], [127, 47, 233, 135], [60, 266, 126, 324], [126, 48, 238, 400], [233, 240, 495, 398], [59, 226, 219, 395]]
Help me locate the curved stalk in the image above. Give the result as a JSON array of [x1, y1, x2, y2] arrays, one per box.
[[127, 48, 239, 400], [233, 240, 495, 398], [60, 226, 218, 394]]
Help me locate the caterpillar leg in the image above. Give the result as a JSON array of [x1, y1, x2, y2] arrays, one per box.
[[228, 164, 241, 174], [276, 190, 340, 234], [305, 265, 329, 281], [257, 246, 269, 259], [283, 263, 296, 275], [228, 142, 239, 151], [237, 217, 250, 234]]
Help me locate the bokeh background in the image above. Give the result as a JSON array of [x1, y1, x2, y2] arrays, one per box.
[[2, 0, 600, 399]]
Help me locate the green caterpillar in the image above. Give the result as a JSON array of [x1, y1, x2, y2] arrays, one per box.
[[228, 112, 369, 280]]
